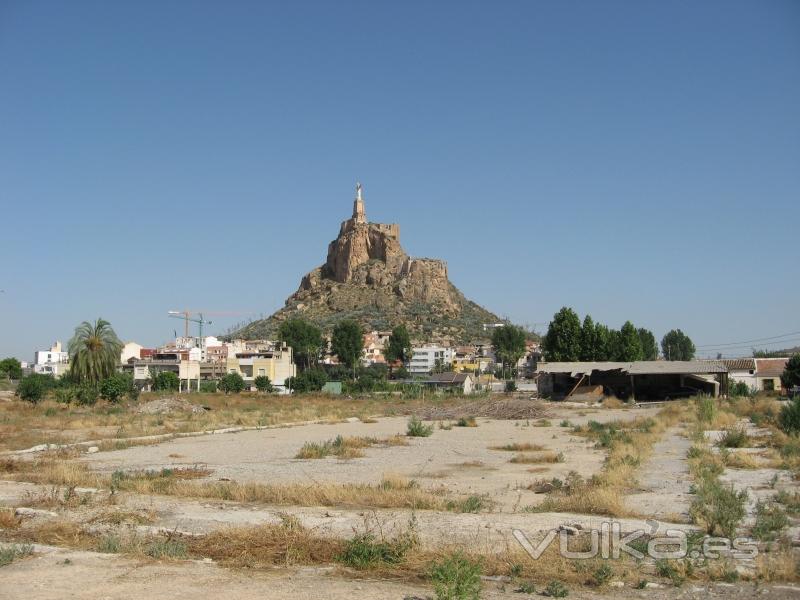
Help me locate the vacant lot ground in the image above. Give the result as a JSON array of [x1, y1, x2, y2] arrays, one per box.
[[79, 406, 650, 511], [2, 395, 799, 599]]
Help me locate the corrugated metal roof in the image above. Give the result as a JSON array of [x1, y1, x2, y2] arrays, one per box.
[[537, 361, 727, 376], [698, 358, 755, 371], [628, 361, 727, 374], [536, 362, 627, 377]]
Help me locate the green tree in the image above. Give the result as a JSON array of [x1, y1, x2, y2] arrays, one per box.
[[782, 354, 800, 390], [15, 373, 54, 403], [286, 368, 327, 393], [605, 329, 623, 360], [616, 321, 644, 361], [219, 372, 246, 394], [99, 373, 135, 403], [151, 370, 179, 392], [0, 358, 23, 380], [661, 329, 696, 361], [75, 384, 99, 406], [254, 375, 273, 393], [594, 323, 612, 360], [579, 315, 597, 361], [331, 319, 364, 377], [491, 324, 527, 379], [68, 318, 123, 384], [385, 325, 411, 365], [278, 319, 323, 370], [542, 307, 581, 361], [637, 328, 658, 360]]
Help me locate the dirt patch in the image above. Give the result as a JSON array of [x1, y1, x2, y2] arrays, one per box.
[[416, 399, 551, 420], [135, 398, 207, 416]]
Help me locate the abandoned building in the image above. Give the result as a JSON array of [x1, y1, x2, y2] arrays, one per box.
[[536, 360, 728, 401]]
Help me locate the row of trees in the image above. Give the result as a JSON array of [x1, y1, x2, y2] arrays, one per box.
[[542, 307, 694, 362], [278, 317, 412, 375]]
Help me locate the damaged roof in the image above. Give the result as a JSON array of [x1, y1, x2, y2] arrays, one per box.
[[536, 360, 727, 377]]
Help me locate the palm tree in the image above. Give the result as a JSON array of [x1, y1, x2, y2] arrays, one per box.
[[68, 318, 123, 384]]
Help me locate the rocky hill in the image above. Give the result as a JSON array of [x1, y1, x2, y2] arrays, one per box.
[[234, 184, 504, 343]]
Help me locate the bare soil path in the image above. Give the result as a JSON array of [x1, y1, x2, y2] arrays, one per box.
[[625, 426, 693, 520]]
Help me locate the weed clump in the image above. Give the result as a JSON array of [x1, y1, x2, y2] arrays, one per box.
[[544, 580, 569, 597], [717, 426, 750, 449], [690, 478, 747, 539], [0, 544, 33, 567], [752, 501, 788, 541], [429, 551, 482, 600], [336, 530, 415, 569], [407, 416, 433, 437]]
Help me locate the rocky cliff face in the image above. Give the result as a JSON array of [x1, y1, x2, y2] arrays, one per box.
[[234, 187, 502, 343]]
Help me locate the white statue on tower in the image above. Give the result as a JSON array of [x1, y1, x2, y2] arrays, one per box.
[[353, 181, 366, 223]]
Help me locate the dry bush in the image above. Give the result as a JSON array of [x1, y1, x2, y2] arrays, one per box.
[[509, 452, 564, 464], [533, 484, 627, 517], [756, 550, 800, 582], [189, 515, 343, 567], [722, 451, 759, 469], [0, 508, 21, 529], [490, 443, 546, 452], [295, 435, 407, 460], [602, 397, 624, 409], [97, 437, 166, 452], [0, 458, 22, 473]]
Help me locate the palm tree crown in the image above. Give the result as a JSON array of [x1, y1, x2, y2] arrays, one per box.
[[68, 318, 123, 384]]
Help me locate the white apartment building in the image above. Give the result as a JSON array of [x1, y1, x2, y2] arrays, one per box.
[[34, 341, 70, 377], [409, 345, 454, 375]]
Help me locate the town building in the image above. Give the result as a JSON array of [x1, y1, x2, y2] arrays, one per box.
[[701, 358, 757, 391], [409, 345, 454, 375], [33, 341, 70, 377], [755, 358, 789, 393], [127, 353, 201, 393], [425, 372, 475, 395], [120, 341, 143, 364], [362, 330, 391, 365], [225, 344, 296, 393], [206, 344, 229, 363]]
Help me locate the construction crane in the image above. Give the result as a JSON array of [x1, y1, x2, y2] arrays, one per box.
[[167, 310, 213, 341]]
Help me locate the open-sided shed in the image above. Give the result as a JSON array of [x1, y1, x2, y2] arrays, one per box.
[[536, 360, 728, 401]]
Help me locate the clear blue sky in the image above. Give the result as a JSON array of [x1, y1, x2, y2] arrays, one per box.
[[1, 0, 798, 360]]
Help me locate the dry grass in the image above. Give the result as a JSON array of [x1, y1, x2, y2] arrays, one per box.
[[490, 442, 546, 452], [722, 450, 760, 469], [453, 461, 486, 468], [528, 403, 686, 517], [295, 435, 409, 460], [0, 508, 21, 529], [755, 550, 799, 582], [189, 515, 342, 567], [97, 437, 168, 452], [509, 451, 563, 464], [0, 393, 471, 452], [602, 396, 624, 409], [5, 459, 454, 511]]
